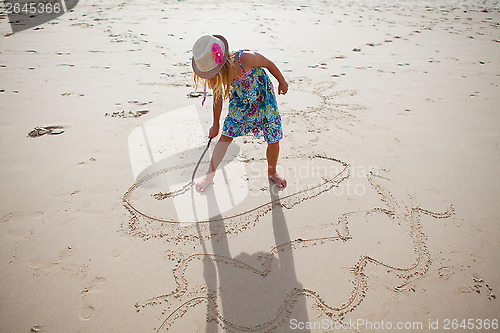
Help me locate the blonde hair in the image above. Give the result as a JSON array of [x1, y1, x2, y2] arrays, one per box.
[[194, 51, 236, 101]]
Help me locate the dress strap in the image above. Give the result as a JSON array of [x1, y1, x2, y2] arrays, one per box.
[[237, 49, 249, 73]]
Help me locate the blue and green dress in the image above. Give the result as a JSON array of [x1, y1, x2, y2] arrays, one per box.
[[221, 50, 283, 143]]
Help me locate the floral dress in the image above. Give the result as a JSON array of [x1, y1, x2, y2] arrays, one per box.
[[221, 50, 283, 143]]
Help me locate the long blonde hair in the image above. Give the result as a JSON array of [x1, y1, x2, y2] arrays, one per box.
[[194, 51, 236, 101]]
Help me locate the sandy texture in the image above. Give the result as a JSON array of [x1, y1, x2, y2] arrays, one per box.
[[1, 0, 499, 332]]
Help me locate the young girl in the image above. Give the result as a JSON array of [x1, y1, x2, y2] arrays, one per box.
[[192, 34, 288, 192]]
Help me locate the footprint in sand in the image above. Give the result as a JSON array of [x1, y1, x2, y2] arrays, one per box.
[[109, 234, 134, 258], [105, 101, 151, 118], [2, 212, 43, 240], [28, 246, 83, 277], [79, 276, 106, 321], [79, 305, 95, 321]]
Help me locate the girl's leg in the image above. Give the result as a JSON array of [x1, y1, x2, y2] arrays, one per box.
[[196, 135, 233, 192], [267, 141, 287, 187]]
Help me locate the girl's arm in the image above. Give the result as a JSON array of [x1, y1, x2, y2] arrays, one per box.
[[242, 51, 288, 95], [209, 94, 223, 138]]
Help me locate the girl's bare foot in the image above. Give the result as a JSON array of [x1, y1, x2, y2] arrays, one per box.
[[195, 172, 215, 192], [269, 172, 287, 188]]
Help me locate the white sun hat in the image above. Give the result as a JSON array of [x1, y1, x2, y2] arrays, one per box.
[[191, 34, 229, 79]]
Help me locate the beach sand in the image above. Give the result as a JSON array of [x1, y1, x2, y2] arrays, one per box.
[[0, 0, 499, 332]]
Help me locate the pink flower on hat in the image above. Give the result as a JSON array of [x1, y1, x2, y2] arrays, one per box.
[[212, 43, 224, 64]]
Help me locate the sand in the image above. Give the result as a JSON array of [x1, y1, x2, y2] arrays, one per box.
[[0, 0, 499, 332]]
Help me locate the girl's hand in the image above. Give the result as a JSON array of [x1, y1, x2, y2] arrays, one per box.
[[278, 81, 288, 95], [208, 124, 219, 138]]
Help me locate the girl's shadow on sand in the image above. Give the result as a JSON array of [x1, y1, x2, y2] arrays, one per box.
[[196, 180, 311, 332], [134, 139, 311, 330]]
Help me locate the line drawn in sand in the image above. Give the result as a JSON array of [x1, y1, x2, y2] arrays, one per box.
[[122, 154, 350, 243], [123, 162, 454, 332]]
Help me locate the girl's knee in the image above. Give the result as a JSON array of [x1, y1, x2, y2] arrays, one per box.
[[219, 135, 233, 143], [267, 141, 280, 148]]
